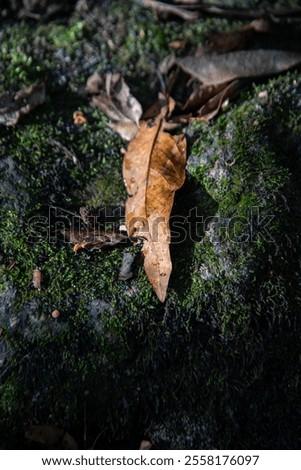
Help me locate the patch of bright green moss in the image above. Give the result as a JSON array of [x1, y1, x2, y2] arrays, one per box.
[[0, 22, 46, 90], [40, 20, 84, 51], [183, 73, 301, 349]]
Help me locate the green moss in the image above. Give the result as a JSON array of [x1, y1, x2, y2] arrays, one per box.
[[0, 377, 25, 423], [41, 21, 84, 51], [0, 23, 46, 90], [184, 73, 301, 346]]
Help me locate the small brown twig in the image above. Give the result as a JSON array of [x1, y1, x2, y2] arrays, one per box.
[[183, 2, 301, 23], [47, 138, 83, 170], [134, 0, 301, 23], [132, 0, 199, 20]]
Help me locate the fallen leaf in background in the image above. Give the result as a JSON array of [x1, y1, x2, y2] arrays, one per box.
[[196, 79, 242, 120], [174, 81, 242, 122], [86, 71, 103, 94], [108, 121, 140, 141], [139, 439, 153, 450], [140, 1, 301, 24], [159, 47, 301, 121], [176, 49, 301, 86], [61, 432, 78, 450], [142, 92, 176, 120], [123, 108, 186, 302], [182, 82, 227, 112], [25, 424, 78, 450], [207, 18, 270, 54], [25, 424, 64, 447], [11, 1, 72, 21], [0, 83, 45, 126], [63, 228, 128, 251], [87, 72, 143, 140]]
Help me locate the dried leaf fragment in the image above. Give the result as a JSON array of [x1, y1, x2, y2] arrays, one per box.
[[61, 432, 78, 450], [25, 424, 64, 447], [182, 82, 227, 113], [207, 19, 270, 54], [25, 425, 78, 450], [86, 71, 103, 94], [196, 79, 242, 121], [87, 72, 143, 140], [0, 83, 45, 126], [63, 228, 128, 251], [108, 121, 140, 141], [162, 47, 301, 122], [123, 118, 186, 302], [176, 49, 301, 86], [139, 439, 153, 450]]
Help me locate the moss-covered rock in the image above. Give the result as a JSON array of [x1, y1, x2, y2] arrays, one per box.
[[0, 0, 300, 450]]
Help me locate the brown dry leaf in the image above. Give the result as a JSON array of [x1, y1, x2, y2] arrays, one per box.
[[182, 82, 227, 112], [207, 29, 252, 54], [176, 49, 301, 86], [0, 83, 45, 126], [87, 72, 143, 141], [123, 112, 186, 302], [63, 228, 128, 251], [207, 18, 270, 54], [197, 79, 243, 121], [143, 92, 175, 120], [107, 121, 140, 141], [173, 81, 242, 123], [86, 71, 103, 94], [61, 432, 78, 450], [159, 56, 241, 122], [25, 424, 78, 450], [139, 439, 153, 450]]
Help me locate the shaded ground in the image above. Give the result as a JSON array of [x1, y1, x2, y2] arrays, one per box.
[[0, 0, 301, 449]]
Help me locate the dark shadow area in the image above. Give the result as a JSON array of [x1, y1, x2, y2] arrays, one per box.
[[1, 0, 301, 452], [170, 175, 218, 297]]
